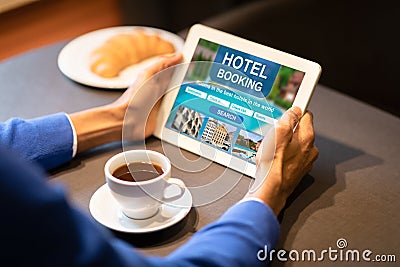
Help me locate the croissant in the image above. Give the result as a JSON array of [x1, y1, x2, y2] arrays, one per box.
[[89, 30, 175, 78]]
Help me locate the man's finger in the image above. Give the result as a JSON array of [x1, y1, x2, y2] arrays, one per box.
[[160, 53, 183, 67], [144, 53, 183, 78], [278, 106, 302, 130], [275, 106, 302, 146], [294, 111, 315, 147], [126, 53, 182, 100]]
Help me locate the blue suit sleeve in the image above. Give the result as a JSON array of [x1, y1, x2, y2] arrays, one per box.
[[0, 145, 279, 267], [0, 112, 74, 170], [166, 200, 280, 266]]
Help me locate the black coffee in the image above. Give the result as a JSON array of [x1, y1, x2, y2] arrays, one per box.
[[112, 162, 164, 182]]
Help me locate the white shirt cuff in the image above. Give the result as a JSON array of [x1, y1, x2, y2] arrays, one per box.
[[65, 114, 78, 158], [239, 196, 268, 205]]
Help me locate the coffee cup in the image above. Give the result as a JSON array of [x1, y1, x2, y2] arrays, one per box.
[[105, 150, 185, 219]]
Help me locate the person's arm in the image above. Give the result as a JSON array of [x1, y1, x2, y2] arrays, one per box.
[[0, 54, 182, 170], [163, 107, 318, 266], [69, 54, 182, 153]]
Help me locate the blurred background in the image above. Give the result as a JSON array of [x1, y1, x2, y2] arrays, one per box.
[[0, 0, 398, 117]]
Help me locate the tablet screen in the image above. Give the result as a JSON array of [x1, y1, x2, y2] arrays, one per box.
[[164, 38, 305, 165]]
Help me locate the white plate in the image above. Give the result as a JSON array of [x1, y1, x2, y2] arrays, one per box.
[[89, 183, 192, 233], [57, 26, 184, 89]]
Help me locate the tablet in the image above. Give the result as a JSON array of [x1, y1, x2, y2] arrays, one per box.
[[154, 24, 321, 177]]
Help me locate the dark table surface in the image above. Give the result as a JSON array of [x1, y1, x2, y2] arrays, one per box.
[[1, 42, 399, 266]]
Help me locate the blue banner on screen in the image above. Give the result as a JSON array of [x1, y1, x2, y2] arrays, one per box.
[[210, 46, 281, 98]]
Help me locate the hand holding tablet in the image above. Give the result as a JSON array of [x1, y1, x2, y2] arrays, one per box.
[[149, 24, 321, 177]]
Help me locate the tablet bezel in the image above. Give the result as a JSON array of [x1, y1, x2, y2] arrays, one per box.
[[154, 24, 321, 177]]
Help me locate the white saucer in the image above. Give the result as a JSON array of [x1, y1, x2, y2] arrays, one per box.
[[57, 26, 184, 89], [89, 184, 192, 233]]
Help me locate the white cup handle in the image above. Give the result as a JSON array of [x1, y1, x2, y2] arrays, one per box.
[[163, 178, 186, 202]]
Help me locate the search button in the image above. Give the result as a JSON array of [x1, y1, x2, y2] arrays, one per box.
[[210, 106, 243, 124]]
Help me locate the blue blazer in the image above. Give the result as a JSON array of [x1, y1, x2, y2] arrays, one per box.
[[0, 113, 74, 170], [0, 113, 279, 266]]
